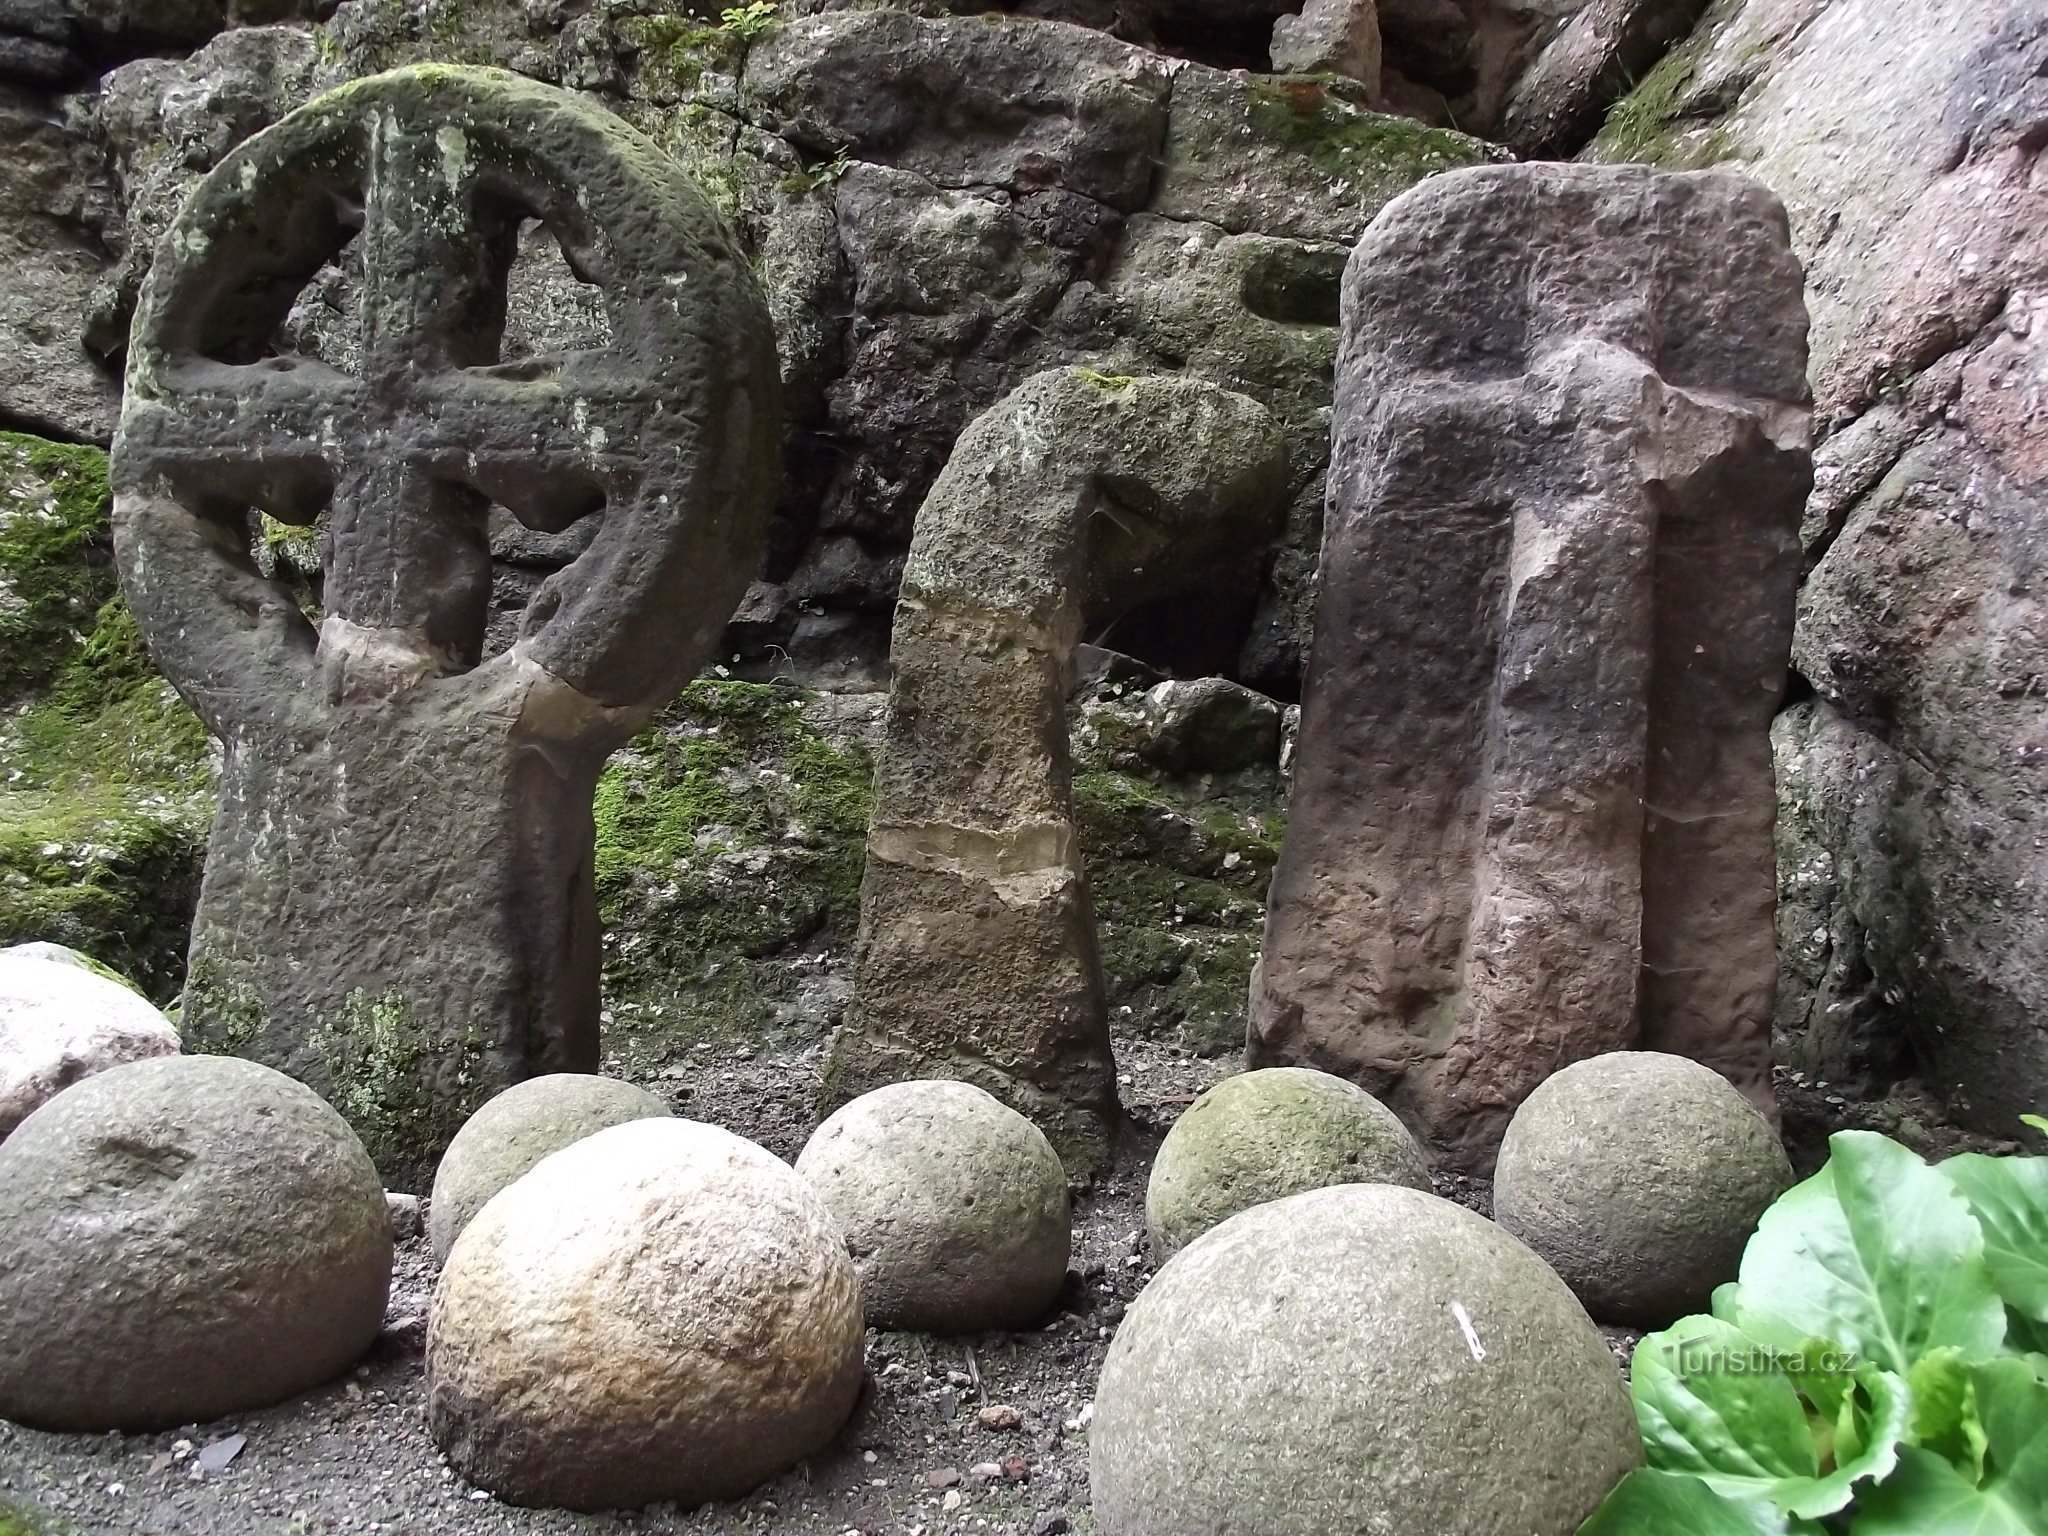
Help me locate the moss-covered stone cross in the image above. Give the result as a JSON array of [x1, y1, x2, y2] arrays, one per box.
[[110, 65, 780, 1185]]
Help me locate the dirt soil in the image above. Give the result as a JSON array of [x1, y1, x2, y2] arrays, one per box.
[[1, 1031, 2004, 1536]]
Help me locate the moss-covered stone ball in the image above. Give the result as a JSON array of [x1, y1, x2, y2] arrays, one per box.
[[427, 1118, 863, 1511], [1145, 1066, 1431, 1257], [427, 1073, 671, 1262], [1092, 1184, 1639, 1536], [1493, 1050, 1794, 1326], [0, 1055, 391, 1431], [796, 1079, 1070, 1332]]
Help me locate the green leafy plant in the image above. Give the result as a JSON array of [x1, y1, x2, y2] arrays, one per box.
[[1579, 1129, 2048, 1534], [718, 0, 778, 38]]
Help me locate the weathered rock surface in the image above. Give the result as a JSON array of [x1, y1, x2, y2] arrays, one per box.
[[1092, 1183, 1640, 1535], [796, 1079, 1070, 1332], [1145, 1066, 1430, 1256], [39, 0, 1502, 702], [0, 87, 118, 440], [1493, 1051, 1793, 1326], [427, 1118, 863, 1512], [1250, 162, 1811, 1171], [115, 66, 779, 1185], [426, 1073, 672, 1263], [744, 11, 1173, 212], [0, 1054, 391, 1431], [1269, 0, 1382, 93], [830, 369, 1287, 1168], [1600, 0, 2048, 1128], [1133, 676, 1283, 776], [0, 946, 177, 1138]]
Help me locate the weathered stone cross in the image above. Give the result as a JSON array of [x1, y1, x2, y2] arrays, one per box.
[[112, 65, 779, 1181]]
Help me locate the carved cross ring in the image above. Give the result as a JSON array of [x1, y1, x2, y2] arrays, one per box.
[[113, 65, 780, 732]]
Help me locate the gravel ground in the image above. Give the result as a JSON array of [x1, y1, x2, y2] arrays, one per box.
[[0, 1037, 1236, 1536], [2, 1028, 1983, 1536]]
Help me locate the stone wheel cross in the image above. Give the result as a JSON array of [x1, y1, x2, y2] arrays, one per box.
[[111, 65, 781, 1182]]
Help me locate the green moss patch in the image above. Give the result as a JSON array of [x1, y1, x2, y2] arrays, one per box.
[[1589, 23, 1740, 167], [0, 436, 212, 1002], [1073, 766, 1282, 1057], [594, 680, 872, 1064], [0, 434, 114, 704], [1243, 77, 1490, 193]]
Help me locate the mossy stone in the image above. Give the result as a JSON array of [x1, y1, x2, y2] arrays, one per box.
[[1093, 1184, 1640, 1536], [1146, 1066, 1431, 1257], [796, 1079, 1070, 1333], [1493, 1051, 1794, 1327], [428, 1073, 673, 1262]]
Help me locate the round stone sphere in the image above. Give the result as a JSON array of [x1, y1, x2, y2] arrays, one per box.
[[1493, 1050, 1794, 1327], [796, 1080, 1070, 1333], [427, 1117, 863, 1511], [0, 1054, 392, 1431], [1093, 1184, 1639, 1536], [427, 1072, 671, 1261], [1145, 1067, 1431, 1257], [0, 947, 180, 1141]]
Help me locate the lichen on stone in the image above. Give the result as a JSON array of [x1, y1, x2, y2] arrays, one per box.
[[310, 986, 490, 1177]]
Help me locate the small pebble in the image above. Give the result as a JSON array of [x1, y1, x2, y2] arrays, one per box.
[[926, 1467, 961, 1490], [977, 1404, 1022, 1431]]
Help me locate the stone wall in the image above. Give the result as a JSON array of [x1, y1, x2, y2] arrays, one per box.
[[1594, 0, 2048, 1129]]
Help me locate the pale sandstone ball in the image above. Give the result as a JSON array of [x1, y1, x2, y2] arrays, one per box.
[[0, 1055, 391, 1431], [1493, 1050, 1794, 1326], [797, 1080, 1070, 1332], [0, 947, 179, 1141], [427, 1117, 863, 1511], [1145, 1066, 1431, 1257], [427, 1072, 672, 1261], [1092, 1184, 1640, 1536]]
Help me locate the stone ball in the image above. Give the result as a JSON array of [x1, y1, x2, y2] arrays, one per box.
[[0, 1054, 392, 1431], [0, 947, 179, 1141], [1493, 1050, 1794, 1327], [1092, 1184, 1640, 1536], [796, 1079, 1071, 1333], [427, 1072, 672, 1262], [427, 1117, 863, 1511], [1145, 1066, 1431, 1257]]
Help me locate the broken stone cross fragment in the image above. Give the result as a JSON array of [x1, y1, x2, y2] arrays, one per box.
[[1251, 162, 1813, 1173], [831, 368, 1288, 1174], [111, 64, 780, 1186]]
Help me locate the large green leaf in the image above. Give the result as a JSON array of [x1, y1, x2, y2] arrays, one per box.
[[1734, 1132, 2007, 1375], [1629, 1315, 1906, 1518], [1576, 1468, 1809, 1535], [1851, 1448, 2045, 1536], [1975, 1358, 2048, 1518], [1943, 1155, 2048, 1324], [1856, 1363, 2048, 1536]]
